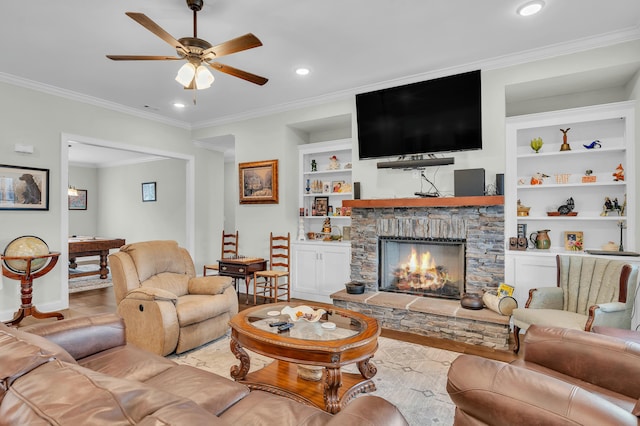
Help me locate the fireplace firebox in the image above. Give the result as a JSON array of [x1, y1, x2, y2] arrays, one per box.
[[378, 237, 465, 299]]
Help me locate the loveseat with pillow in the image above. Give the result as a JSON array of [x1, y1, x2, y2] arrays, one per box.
[[0, 313, 408, 425]]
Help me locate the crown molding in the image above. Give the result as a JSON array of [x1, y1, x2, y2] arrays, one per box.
[[0, 72, 191, 130], [3, 25, 639, 131]]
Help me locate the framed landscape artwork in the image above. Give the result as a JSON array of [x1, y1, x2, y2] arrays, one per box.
[[239, 159, 279, 204], [0, 164, 49, 211], [69, 189, 87, 210]]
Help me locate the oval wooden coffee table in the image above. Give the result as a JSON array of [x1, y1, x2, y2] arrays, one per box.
[[228, 301, 380, 414]]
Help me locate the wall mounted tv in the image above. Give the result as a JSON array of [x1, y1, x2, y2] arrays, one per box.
[[356, 70, 482, 160]]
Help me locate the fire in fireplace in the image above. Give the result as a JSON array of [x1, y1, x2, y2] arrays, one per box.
[[378, 237, 465, 299]]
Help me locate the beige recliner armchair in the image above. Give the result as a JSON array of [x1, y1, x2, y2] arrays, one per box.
[[512, 254, 638, 353], [109, 240, 238, 356]]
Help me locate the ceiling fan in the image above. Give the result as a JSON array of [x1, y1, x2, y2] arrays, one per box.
[[107, 0, 268, 91]]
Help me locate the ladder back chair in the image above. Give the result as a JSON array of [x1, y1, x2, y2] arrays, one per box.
[[253, 232, 291, 304], [203, 230, 239, 276]]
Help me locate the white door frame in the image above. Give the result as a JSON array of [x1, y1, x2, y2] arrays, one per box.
[[59, 133, 195, 305]]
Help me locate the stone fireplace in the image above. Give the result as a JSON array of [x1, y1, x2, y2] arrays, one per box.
[[332, 196, 511, 350], [349, 199, 504, 295], [379, 236, 465, 299]]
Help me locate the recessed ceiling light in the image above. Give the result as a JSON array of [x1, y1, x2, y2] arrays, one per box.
[[517, 0, 545, 16], [173, 102, 186, 108], [295, 67, 310, 76]]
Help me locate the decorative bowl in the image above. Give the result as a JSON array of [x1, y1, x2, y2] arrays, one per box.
[[345, 281, 365, 294], [281, 305, 326, 322]]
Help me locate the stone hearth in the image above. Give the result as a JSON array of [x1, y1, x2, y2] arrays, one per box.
[[338, 196, 509, 349]]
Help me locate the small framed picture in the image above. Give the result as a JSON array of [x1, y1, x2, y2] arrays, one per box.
[[323, 181, 331, 194], [314, 196, 329, 216], [69, 189, 87, 210], [0, 164, 49, 211], [142, 182, 157, 202], [564, 231, 584, 251], [332, 180, 345, 193]]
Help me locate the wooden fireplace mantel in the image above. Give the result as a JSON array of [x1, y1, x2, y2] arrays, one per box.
[[343, 195, 504, 209]]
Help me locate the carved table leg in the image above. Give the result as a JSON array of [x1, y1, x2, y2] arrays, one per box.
[[99, 252, 109, 279], [357, 356, 377, 379], [230, 338, 251, 380], [323, 367, 342, 414]]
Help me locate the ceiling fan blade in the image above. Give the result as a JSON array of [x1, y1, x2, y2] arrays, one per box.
[[202, 33, 263, 59], [107, 55, 182, 61], [208, 62, 268, 86], [125, 12, 187, 54]]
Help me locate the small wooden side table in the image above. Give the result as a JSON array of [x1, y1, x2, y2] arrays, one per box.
[[1, 252, 64, 327]]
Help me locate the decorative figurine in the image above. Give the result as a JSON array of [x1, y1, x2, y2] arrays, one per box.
[[601, 196, 623, 216], [530, 137, 543, 153], [328, 155, 340, 170], [557, 197, 575, 215], [530, 172, 549, 185], [322, 217, 332, 234], [583, 140, 602, 149], [612, 163, 624, 181], [560, 128, 571, 151], [582, 169, 596, 183], [305, 179, 311, 194], [311, 159, 317, 172]]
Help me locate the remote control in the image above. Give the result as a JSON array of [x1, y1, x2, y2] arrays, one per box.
[[277, 323, 294, 332], [269, 321, 287, 327]]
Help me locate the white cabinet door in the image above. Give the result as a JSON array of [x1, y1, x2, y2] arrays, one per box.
[[292, 244, 321, 295], [317, 245, 351, 297], [510, 254, 557, 307]]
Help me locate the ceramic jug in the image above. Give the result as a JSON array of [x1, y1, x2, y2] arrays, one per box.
[[529, 230, 551, 249]]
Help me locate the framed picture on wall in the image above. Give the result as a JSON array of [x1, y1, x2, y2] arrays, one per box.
[[0, 164, 49, 211], [69, 189, 87, 210], [238, 159, 279, 204], [142, 182, 157, 202]]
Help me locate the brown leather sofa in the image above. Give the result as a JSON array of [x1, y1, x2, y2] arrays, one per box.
[[446, 325, 640, 425], [109, 240, 238, 356], [1, 314, 408, 425]]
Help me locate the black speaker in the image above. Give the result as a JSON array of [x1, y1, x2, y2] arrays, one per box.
[[454, 169, 485, 197], [496, 173, 504, 195], [353, 182, 361, 199]]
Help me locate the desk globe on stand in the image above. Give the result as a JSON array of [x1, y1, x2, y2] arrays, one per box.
[[1, 236, 64, 327]]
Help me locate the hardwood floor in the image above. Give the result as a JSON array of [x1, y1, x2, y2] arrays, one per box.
[[18, 288, 518, 362]]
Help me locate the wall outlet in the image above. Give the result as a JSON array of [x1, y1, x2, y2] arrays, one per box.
[[412, 170, 420, 179]]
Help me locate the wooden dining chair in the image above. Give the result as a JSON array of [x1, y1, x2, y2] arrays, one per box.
[[253, 232, 290, 304], [203, 230, 239, 276]]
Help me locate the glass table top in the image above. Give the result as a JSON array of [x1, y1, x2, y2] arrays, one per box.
[[245, 304, 363, 341]]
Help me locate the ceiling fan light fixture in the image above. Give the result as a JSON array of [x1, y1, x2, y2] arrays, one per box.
[[517, 0, 545, 16], [175, 62, 196, 87], [195, 65, 215, 90]]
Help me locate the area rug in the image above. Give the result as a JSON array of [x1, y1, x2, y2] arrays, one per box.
[[169, 335, 459, 425], [68, 265, 112, 293]]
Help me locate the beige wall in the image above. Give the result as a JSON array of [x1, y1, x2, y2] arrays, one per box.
[[1, 39, 639, 321]]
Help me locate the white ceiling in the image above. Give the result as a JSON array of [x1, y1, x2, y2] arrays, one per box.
[[2, 0, 640, 133]]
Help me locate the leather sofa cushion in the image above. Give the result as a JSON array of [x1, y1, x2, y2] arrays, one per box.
[[20, 313, 126, 361], [188, 275, 233, 295], [177, 294, 232, 326], [1, 359, 220, 424], [0, 322, 76, 366], [219, 390, 332, 424], [78, 344, 176, 383], [144, 364, 250, 416]]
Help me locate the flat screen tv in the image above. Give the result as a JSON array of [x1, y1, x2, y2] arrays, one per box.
[[356, 70, 482, 160]]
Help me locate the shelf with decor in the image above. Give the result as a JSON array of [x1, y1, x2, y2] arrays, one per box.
[[297, 139, 353, 236], [504, 101, 636, 309]]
